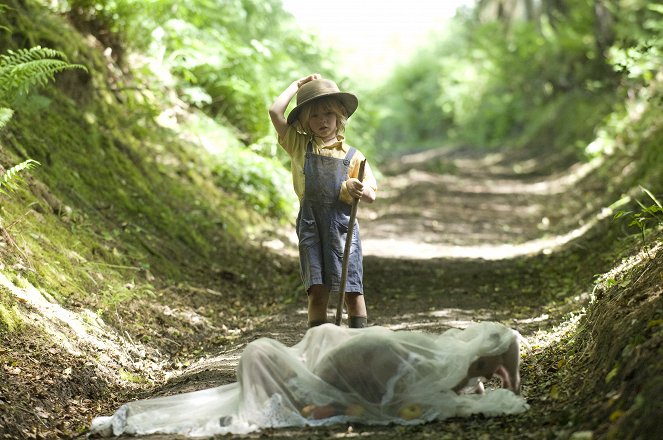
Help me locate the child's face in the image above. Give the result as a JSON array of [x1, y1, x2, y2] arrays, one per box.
[[308, 105, 338, 141]]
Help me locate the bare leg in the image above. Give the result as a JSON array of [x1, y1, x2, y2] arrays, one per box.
[[307, 284, 329, 326], [345, 293, 367, 327]]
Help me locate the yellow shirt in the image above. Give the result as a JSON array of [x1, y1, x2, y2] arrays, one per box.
[[279, 125, 377, 205]]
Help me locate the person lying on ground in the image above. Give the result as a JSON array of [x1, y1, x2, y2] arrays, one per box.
[[90, 321, 528, 437]]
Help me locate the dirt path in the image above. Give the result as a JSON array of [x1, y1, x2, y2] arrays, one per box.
[[118, 148, 613, 439]]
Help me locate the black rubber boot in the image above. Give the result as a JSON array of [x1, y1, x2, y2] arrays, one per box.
[[308, 319, 328, 328], [349, 316, 367, 328]]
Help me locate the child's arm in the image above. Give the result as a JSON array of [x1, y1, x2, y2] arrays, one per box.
[[347, 178, 376, 203], [269, 74, 320, 138], [346, 161, 377, 203]]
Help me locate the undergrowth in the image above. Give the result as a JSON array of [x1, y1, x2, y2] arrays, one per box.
[[0, 0, 294, 328], [567, 237, 662, 439]]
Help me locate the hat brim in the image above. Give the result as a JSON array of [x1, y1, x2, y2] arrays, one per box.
[[286, 92, 358, 125]]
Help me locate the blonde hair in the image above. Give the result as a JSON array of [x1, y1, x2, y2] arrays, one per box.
[[297, 97, 348, 136]]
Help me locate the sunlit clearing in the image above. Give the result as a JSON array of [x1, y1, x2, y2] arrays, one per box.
[[0, 272, 163, 384]]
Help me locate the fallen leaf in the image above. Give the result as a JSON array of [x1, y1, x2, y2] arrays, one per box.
[[34, 406, 50, 419], [549, 384, 560, 399], [609, 410, 624, 422]]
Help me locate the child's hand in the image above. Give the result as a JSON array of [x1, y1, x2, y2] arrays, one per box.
[[297, 73, 321, 88], [346, 178, 364, 199]]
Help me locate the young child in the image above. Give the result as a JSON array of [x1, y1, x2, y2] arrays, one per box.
[[269, 74, 377, 328]]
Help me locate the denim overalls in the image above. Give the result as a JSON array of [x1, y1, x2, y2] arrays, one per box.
[[296, 141, 363, 295]]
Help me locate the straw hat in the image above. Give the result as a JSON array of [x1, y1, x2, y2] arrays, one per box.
[[287, 79, 358, 125]]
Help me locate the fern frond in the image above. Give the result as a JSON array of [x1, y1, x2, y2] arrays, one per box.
[[0, 159, 40, 195], [0, 46, 87, 102], [0, 59, 74, 96], [0, 107, 13, 130], [0, 4, 10, 33], [0, 47, 67, 67]]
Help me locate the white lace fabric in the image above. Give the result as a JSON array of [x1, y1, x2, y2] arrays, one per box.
[[90, 322, 529, 437]]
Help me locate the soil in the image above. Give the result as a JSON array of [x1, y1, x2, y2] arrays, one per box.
[[1, 147, 659, 439]]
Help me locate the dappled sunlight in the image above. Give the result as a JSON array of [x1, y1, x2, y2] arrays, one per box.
[[512, 313, 550, 325], [592, 241, 662, 297], [524, 309, 584, 354], [360, 147, 620, 260], [176, 351, 242, 386], [363, 205, 612, 260], [384, 156, 605, 196], [461, 159, 604, 196], [385, 308, 495, 331], [0, 272, 165, 383]]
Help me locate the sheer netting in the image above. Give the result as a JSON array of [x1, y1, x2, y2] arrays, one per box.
[[89, 322, 529, 437]]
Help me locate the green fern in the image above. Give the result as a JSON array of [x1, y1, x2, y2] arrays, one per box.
[[0, 46, 87, 104], [0, 5, 11, 35], [0, 159, 41, 196], [0, 107, 13, 130]]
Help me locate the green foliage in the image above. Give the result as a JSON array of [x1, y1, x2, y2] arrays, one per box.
[[118, 368, 149, 384], [0, 284, 23, 334], [0, 46, 87, 105], [0, 0, 305, 294], [99, 280, 156, 311], [0, 4, 8, 33], [373, 45, 453, 151], [375, 1, 620, 154], [614, 187, 663, 245], [0, 107, 13, 130], [57, 0, 329, 145], [599, 1, 663, 192], [343, 87, 381, 162], [49, 0, 340, 223], [607, 1, 662, 85], [0, 159, 40, 196], [0, 44, 87, 131], [0, 299, 23, 333], [151, 0, 329, 143], [53, 0, 154, 67], [211, 144, 296, 220]]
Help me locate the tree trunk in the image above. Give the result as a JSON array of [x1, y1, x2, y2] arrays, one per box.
[[593, 0, 615, 60]]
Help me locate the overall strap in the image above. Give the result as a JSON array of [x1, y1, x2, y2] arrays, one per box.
[[343, 147, 357, 166], [306, 140, 314, 153]]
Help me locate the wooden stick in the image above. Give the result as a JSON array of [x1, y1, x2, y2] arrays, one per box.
[[335, 159, 366, 326]]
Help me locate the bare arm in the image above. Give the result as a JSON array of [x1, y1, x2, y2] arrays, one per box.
[[452, 339, 521, 394], [269, 74, 320, 139], [346, 161, 377, 203], [346, 178, 376, 203]]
